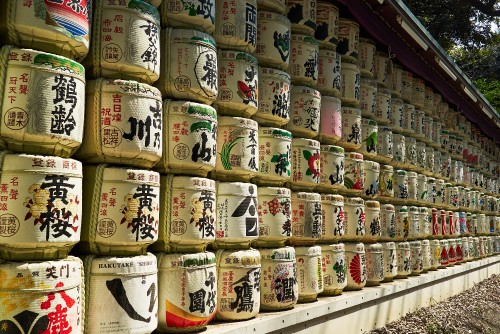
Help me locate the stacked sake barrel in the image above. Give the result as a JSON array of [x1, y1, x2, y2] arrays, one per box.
[[0, 0, 92, 330]]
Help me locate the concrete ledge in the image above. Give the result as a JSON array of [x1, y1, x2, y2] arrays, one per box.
[[206, 256, 500, 334]]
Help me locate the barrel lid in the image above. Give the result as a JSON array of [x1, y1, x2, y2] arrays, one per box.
[[345, 197, 364, 205], [295, 245, 322, 257], [218, 50, 258, 65], [259, 66, 291, 81], [291, 34, 319, 46], [418, 207, 428, 213], [391, 98, 404, 104], [341, 62, 360, 70], [365, 200, 381, 209], [407, 171, 417, 178], [366, 243, 383, 252], [417, 173, 427, 180], [260, 247, 295, 261], [362, 118, 378, 126], [410, 241, 422, 248], [104, 0, 160, 23], [216, 249, 261, 267], [217, 182, 257, 197], [383, 242, 396, 249], [339, 18, 360, 27], [416, 141, 426, 147], [258, 186, 291, 197], [0, 153, 82, 177], [321, 194, 344, 203], [321, 243, 345, 252], [392, 133, 405, 140], [444, 183, 454, 188], [90, 79, 161, 99], [341, 106, 362, 115], [165, 28, 216, 49], [381, 164, 393, 171], [158, 252, 216, 269], [321, 145, 345, 155], [421, 239, 430, 245], [344, 243, 365, 252], [427, 177, 436, 182], [258, 10, 291, 24], [259, 127, 292, 140], [436, 179, 445, 184], [5, 47, 85, 80], [382, 203, 395, 211], [380, 127, 393, 133], [396, 170, 407, 176], [396, 205, 408, 213], [397, 241, 410, 249], [319, 49, 340, 57], [359, 37, 375, 44], [101, 166, 160, 186], [321, 95, 342, 104], [345, 152, 364, 161], [377, 87, 392, 95], [0, 256, 82, 292], [165, 99, 217, 121], [170, 175, 216, 191], [364, 160, 380, 171], [361, 77, 377, 86], [292, 192, 321, 201], [430, 239, 440, 246], [87, 253, 157, 276], [291, 85, 321, 97], [406, 137, 416, 143], [219, 116, 258, 130], [292, 137, 320, 149], [440, 240, 449, 246], [413, 77, 425, 84]]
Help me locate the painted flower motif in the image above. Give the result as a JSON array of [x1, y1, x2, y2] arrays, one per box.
[[349, 254, 364, 285], [303, 150, 320, 180]]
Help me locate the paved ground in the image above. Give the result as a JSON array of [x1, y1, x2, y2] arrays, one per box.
[[368, 274, 500, 334]]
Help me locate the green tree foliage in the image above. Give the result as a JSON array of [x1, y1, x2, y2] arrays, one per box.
[[474, 78, 500, 110]]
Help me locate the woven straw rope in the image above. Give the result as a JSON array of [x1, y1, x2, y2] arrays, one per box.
[[88, 165, 105, 255]]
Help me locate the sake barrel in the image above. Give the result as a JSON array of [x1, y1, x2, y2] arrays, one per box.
[[432, 92, 442, 118], [365, 243, 384, 286], [445, 184, 460, 209], [320, 194, 345, 243], [295, 246, 323, 302], [257, 0, 287, 14], [151, 175, 216, 253], [290, 192, 322, 246], [286, 0, 317, 36], [374, 87, 392, 125], [0, 256, 84, 333], [419, 206, 431, 238], [254, 187, 292, 248], [288, 35, 319, 87], [338, 107, 362, 150], [415, 109, 426, 139], [320, 244, 347, 295], [155, 100, 217, 176], [411, 77, 425, 109], [421, 239, 431, 272], [285, 86, 321, 138], [337, 19, 360, 63], [359, 119, 378, 158], [379, 164, 394, 198], [376, 127, 393, 164], [389, 64, 403, 98], [317, 96, 342, 144], [215, 50, 259, 117], [431, 121, 442, 149], [455, 238, 464, 263], [157, 252, 217, 333], [429, 239, 441, 270], [340, 63, 361, 107], [360, 78, 377, 118], [317, 149, 345, 196], [408, 206, 420, 240], [427, 178, 437, 205], [435, 179, 446, 206], [394, 170, 409, 200], [160, 0, 215, 33], [363, 200, 381, 242], [253, 128, 292, 186], [401, 70, 413, 103], [215, 182, 259, 249], [433, 151, 442, 178], [373, 52, 389, 87], [447, 238, 456, 265], [317, 50, 342, 97], [401, 103, 416, 136], [260, 247, 298, 310], [290, 138, 321, 189], [425, 147, 435, 175], [78, 79, 162, 168], [343, 197, 365, 241], [253, 67, 291, 126], [357, 38, 376, 78], [0, 46, 85, 157], [395, 241, 411, 278], [409, 241, 423, 275], [145, 0, 162, 7], [79, 166, 160, 256], [315, 2, 339, 50], [363, 161, 380, 198], [404, 137, 417, 170], [158, 28, 218, 104], [0, 153, 82, 260], [439, 209, 447, 237], [83, 253, 158, 333], [215, 249, 261, 320], [407, 171, 418, 202], [214, 0, 257, 52], [87, 1, 160, 83], [418, 174, 428, 202], [255, 12, 291, 71], [344, 152, 364, 194], [380, 204, 396, 241], [389, 97, 404, 133], [423, 86, 434, 115], [423, 116, 433, 143], [442, 152, 452, 180], [430, 207, 440, 237], [382, 241, 397, 281], [344, 242, 367, 290], [214, 117, 259, 181], [0, 0, 90, 60], [394, 205, 409, 241]]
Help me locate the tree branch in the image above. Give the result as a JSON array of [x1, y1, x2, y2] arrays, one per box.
[[467, 0, 500, 16]]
